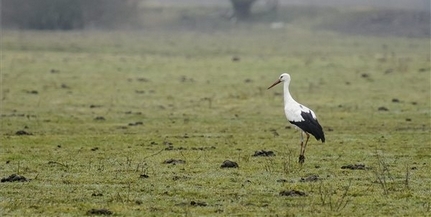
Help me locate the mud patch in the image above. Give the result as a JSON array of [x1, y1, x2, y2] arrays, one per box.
[[220, 160, 238, 168], [252, 150, 275, 157], [279, 190, 307, 197], [86, 208, 112, 215], [1, 174, 28, 182]]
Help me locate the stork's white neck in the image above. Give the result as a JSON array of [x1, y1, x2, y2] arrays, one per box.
[[283, 81, 295, 105]]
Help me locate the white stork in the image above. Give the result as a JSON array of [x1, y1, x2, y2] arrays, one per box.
[[268, 73, 325, 164]]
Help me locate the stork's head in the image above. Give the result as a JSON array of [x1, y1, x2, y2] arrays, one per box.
[[268, 73, 290, 89]]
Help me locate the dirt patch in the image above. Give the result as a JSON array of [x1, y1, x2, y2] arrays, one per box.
[[252, 150, 275, 157], [232, 56, 240, 62], [15, 130, 32, 136], [165, 145, 187, 151], [128, 121, 143, 126], [175, 201, 207, 207], [172, 175, 191, 181], [341, 164, 370, 170], [191, 146, 216, 151], [1, 174, 28, 182], [91, 193, 103, 197], [319, 9, 430, 38], [163, 159, 186, 165], [220, 160, 238, 168], [136, 77, 150, 82], [25, 90, 38, 94], [86, 208, 112, 215], [89, 104, 102, 108], [190, 201, 207, 207], [279, 190, 307, 197], [378, 106, 389, 111], [94, 116, 105, 121], [140, 174, 149, 179], [300, 174, 319, 182]]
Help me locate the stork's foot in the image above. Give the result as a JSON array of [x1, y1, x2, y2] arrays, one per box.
[[299, 155, 305, 164]]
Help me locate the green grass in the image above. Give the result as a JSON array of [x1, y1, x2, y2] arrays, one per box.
[[1, 8, 431, 216]]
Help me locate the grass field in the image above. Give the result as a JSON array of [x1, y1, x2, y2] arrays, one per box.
[[1, 5, 430, 216]]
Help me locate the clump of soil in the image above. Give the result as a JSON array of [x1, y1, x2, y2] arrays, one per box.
[[191, 146, 216, 151], [176, 201, 208, 207], [163, 159, 185, 165], [136, 77, 149, 82], [140, 174, 149, 179], [26, 90, 38, 94], [220, 160, 238, 168], [190, 201, 207, 207], [279, 190, 307, 197], [172, 175, 191, 181], [252, 150, 275, 157], [86, 208, 112, 215], [232, 56, 240, 62], [128, 121, 143, 126], [15, 130, 32, 136], [1, 174, 28, 182], [94, 116, 105, 121], [91, 193, 103, 197], [378, 106, 389, 111], [165, 145, 187, 151], [341, 164, 369, 170], [300, 174, 319, 182]]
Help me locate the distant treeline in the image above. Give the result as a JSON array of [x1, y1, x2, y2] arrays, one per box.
[[1, 0, 142, 30]]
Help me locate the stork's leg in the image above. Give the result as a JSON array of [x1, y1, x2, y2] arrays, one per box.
[[299, 131, 305, 164], [302, 132, 310, 156], [299, 131, 310, 164]]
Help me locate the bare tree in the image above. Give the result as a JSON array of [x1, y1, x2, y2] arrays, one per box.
[[229, 0, 257, 20], [229, 0, 279, 21]]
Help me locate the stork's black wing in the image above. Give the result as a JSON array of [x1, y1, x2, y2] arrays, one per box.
[[289, 111, 325, 142]]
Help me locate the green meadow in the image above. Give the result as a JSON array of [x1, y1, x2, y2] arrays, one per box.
[[1, 5, 430, 216]]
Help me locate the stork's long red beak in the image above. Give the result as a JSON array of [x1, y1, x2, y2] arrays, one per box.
[[267, 80, 281, 89]]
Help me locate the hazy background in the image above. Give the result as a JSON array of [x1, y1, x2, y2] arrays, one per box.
[[2, 0, 430, 38]]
